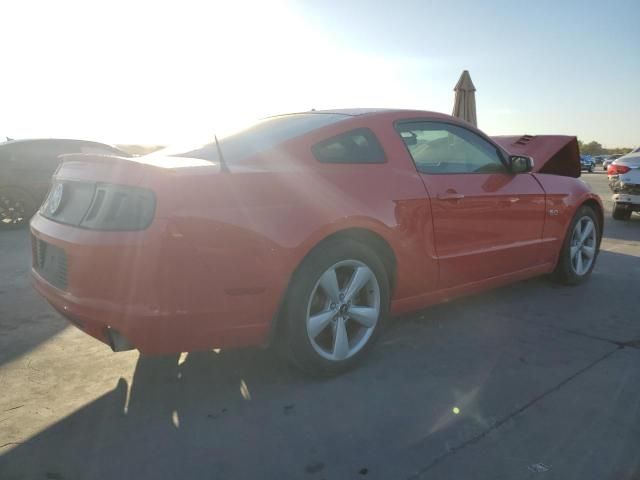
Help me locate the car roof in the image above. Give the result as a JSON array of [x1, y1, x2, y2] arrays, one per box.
[[306, 108, 396, 116], [269, 108, 452, 119]]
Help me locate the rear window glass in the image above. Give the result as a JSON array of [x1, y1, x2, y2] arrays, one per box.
[[312, 128, 386, 164], [157, 113, 349, 162]]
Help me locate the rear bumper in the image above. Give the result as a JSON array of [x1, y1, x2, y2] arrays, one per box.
[[32, 268, 124, 349], [30, 214, 273, 354], [613, 193, 640, 210]]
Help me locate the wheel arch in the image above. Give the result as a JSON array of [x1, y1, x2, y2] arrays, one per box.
[[580, 198, 604, 247], [314, 228, 398, 292], [266, 227, 397, 347]]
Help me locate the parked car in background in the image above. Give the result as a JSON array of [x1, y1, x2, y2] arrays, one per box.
[[580, 155, 595, 172], [607, 152, 640, 220], [0, 139, 131, 228], [593, 155, 607, 165], [603, 154, 623, 170], [30, 109, 603, 375]]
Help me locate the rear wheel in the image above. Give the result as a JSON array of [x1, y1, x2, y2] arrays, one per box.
[[280, 239, 390, 376], [612, 203, 632, 220], [0, 187, 37, 229], [553, 206, 600, 285]]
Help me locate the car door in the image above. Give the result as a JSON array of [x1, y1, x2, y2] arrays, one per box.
[[395, 121, 546, 289]]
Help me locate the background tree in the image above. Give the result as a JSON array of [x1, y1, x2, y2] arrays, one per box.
[[577, 139, 632, 156], [581, 141, 605, 156]]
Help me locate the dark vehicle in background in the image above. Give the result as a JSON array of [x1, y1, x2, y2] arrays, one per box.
[[580, 155, 595, 173], [0, 139, 131, 228], [603, 154, 623, 170], [593, 155, 607, 165]]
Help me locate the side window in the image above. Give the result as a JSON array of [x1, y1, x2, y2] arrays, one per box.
[[312, 128, 385, 164], [396, 122, 505, 174]]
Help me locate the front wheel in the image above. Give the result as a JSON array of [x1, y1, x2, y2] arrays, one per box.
[[280, 239, 390, 376], [612, 203, 632, 220], [553, 206, 600, 285]]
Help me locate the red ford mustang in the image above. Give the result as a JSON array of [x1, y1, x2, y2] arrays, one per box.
[[31, 109, 603, 374]]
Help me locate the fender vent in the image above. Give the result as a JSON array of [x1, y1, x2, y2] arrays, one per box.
[[514, 135, 534, 146]]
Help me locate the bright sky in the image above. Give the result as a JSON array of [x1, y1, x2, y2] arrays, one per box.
[[1, 0, 638, 147]]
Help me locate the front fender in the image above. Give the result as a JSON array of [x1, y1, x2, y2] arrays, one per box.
[[533, 174, 603, 265]]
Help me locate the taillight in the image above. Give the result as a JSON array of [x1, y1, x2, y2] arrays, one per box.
[[41, 181, 156, 231], [607, 164, 631, 175], [79, 183, 156, 231]]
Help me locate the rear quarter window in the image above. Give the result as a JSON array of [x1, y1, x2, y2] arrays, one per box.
[[312, 128, 386, 164]]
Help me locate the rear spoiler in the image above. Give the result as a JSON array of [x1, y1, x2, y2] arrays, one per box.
[[54, 152, 222, 186], [58, 153, 214, 169], [491, 135, 581, 178]]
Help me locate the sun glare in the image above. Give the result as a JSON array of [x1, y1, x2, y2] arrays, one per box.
[[1, 0, 448, 146]]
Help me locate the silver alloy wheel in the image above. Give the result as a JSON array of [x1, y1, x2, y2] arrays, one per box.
[[569, 216, 597, 276], [306, 259, 381, 362]]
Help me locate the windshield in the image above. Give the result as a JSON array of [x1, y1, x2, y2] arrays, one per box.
[[148, 113, 349, 162]]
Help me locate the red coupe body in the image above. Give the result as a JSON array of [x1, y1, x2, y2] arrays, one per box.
[[30, 109, 602, 355]]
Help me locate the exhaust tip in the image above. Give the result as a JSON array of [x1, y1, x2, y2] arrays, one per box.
[[107, 327, 135, 352]]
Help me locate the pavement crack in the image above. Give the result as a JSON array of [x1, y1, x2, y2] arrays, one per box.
[[0, 442, 22, 449], [407, 347, 620, 480], [558, 328, 640, 350], [26, 359, 42, 372], [3, 405, 24, 412], [621, 339, 640, 349]]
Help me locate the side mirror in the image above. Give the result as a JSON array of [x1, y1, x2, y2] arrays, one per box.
[[508, 155, 534, 173], [401, 132, 417, 146]]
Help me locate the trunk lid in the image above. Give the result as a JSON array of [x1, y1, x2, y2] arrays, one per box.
[[56, 153, 220, 186], [43, 154, 223, 226]]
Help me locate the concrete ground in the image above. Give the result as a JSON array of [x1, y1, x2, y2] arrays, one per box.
[[1, 172, 639, 480]]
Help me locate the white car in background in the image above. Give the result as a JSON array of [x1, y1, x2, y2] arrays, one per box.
[[608, 152, 640, 220], [603, 154, 623, 170]]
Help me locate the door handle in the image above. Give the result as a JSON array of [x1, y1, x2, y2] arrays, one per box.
[[498, 197, 519, 206], [437, 192, 465, 201]]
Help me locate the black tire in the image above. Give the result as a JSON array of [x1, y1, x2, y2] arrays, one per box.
[[612, 203, 632, 221], [0, 187, 37, 229], [553, 205, 600, 285], [279, 238, 390, 376]]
